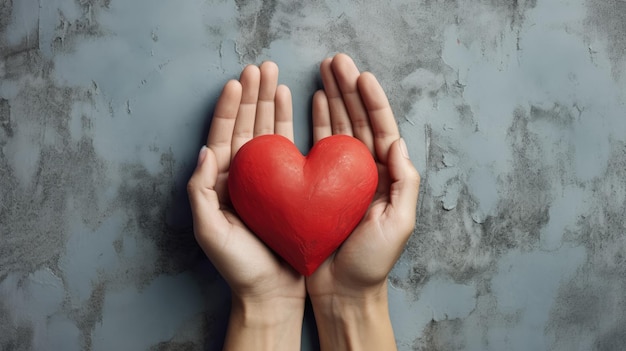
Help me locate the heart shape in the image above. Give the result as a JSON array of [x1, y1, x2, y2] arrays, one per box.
[[228, 134, 378, 276]]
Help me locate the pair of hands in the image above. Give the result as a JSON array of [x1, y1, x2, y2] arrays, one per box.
[[187, 54, 420, 350]]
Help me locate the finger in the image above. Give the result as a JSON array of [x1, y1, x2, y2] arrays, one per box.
[[232, 65, 260, 155], [254, 61, 279, 136], [331, 54, 374, 151], [275, 84, 294, 142], [320, 57, 352, 136], [187, 147, 232, 252], [385, 138, 420, 239], [312, 90, 332, 143], [357, 72, 399, 163], [208, 79, 243, 172]]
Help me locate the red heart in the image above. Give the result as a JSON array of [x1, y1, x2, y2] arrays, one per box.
[[228, 134, 378, 276]]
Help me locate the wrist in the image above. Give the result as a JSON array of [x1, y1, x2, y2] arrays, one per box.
[[310, 282, 397, 351], [310, 282, 388, 317], [224, 295, 305, 351], [232, 294, 305, 326]]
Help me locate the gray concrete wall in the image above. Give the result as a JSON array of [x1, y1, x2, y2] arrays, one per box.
[[1, 0, 625, 350]]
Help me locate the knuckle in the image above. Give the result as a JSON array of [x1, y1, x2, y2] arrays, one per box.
[[187, 178, 199, 195], [398, 210, 417, 230], [410, 167, 421, 187]]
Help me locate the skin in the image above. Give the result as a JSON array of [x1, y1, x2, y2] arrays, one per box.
[[187, 54, 421, 350], [306, 54, 421, 351], [187, 62, 305, 351]]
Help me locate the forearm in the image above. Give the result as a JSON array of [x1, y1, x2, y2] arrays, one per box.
[[310, 282, 397, 351], [223, 295, 304, 351]]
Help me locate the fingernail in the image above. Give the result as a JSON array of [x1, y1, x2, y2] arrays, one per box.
[[197, 146, 208, 167], [399, 138, 410, 159]]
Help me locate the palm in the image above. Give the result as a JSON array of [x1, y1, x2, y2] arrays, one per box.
[[217, 167, 303, 298], [307, 163, 395, 293]]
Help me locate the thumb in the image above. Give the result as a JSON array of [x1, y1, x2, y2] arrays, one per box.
[[188, 146, 219, 211], [187, 146, 230, 248], [386, 138, 421, 234]]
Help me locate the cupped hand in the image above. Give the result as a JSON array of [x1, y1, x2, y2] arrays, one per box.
[[187, 62, 305, 303], [306, 54, 421, 299]]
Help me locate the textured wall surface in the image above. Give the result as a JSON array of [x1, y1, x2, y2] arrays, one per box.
[[1, 0, 625, 350]]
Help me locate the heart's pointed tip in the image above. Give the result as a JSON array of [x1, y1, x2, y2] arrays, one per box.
[[301, 270, 315, 277], [294, 261, 321, 276]]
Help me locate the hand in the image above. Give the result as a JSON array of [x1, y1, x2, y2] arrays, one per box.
[[306, 54, 421, 351], [187, 62, 305, 350]]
